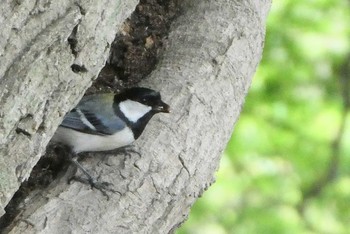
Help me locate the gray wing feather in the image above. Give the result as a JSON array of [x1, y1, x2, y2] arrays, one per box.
[[60, 94, 126, 135], [60, 111, 89, 130]]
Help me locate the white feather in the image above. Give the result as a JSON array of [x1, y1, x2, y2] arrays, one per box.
[[76, 108, 96, 130], [52, 126, 135, 153], [119, 99, 152, 122]]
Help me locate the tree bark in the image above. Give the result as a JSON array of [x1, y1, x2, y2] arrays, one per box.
[[0, 0, 271, 233], [0, 0, 138, 216]]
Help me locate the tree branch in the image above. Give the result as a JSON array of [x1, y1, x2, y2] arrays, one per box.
[[298, 54, 350, 213]]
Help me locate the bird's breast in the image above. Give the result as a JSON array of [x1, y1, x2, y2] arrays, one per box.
[[52, 126, 135, 153]]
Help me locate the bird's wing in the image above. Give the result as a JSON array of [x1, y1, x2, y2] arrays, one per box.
[[60, 94, 126, 135]]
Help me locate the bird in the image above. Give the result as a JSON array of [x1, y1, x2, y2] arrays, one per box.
[[51, 87, 170, 193]]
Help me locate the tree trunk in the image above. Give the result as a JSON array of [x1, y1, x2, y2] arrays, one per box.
[[0, 0, 271, 233], [0, 0, 138, 216]]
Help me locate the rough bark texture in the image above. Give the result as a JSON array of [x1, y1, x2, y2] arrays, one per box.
[[0, 0, 271, 233], [0, 0, 138, 217]]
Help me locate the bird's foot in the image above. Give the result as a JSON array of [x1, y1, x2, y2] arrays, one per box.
[[69, 175, 117, 199], [68, 155, 118, 199], [114, 145, 141, 158]]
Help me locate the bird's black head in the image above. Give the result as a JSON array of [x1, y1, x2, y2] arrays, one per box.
[[115, 87, 170, 113], [114, 87, 170, 139]]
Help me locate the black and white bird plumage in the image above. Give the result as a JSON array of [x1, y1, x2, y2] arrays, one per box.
[[52, 87, 170, 153]]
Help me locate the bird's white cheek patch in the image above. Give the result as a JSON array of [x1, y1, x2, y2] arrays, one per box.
[[119, 100, 151, 122]]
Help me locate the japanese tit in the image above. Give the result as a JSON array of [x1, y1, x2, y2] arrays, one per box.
[[52, 87, 170, 153]]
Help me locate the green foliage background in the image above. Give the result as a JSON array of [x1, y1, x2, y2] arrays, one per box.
[[178, 0, 350, 233]]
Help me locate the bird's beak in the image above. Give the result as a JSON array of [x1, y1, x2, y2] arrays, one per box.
[[154, 101, 170, 113]]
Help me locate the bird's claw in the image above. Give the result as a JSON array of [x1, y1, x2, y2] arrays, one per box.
[[69, 175, 117, 199], [114, 145, 141, 158]]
